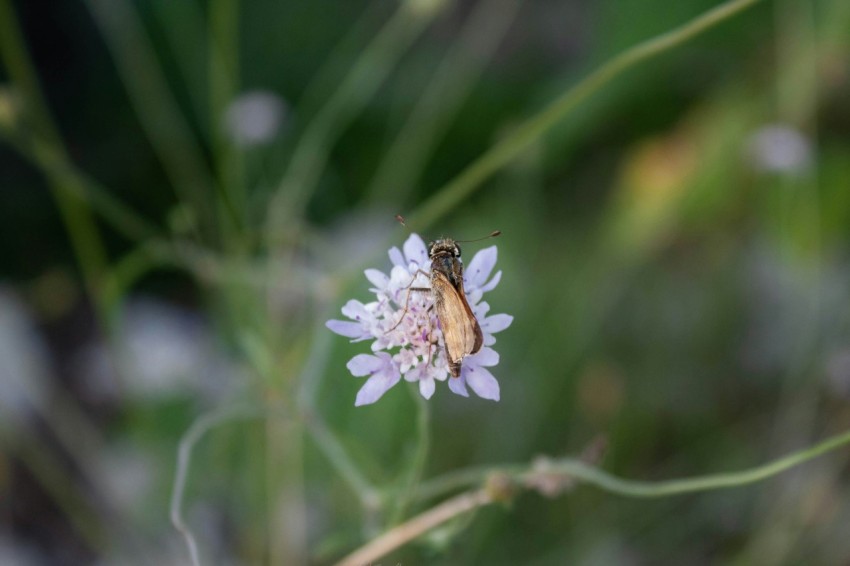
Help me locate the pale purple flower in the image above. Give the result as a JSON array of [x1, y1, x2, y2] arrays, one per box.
[[746, 123, 813, 175], [327, 234, 512, 406], [224, 90, 286, 147]]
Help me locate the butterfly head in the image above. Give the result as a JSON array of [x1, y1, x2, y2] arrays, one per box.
[[428, 239, 461, 260]]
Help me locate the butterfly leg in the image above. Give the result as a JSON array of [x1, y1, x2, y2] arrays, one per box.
[[387, 269, 431, 332], [424, 304, 436, 367]]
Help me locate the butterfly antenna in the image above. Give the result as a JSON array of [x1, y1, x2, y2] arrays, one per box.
[[457, 230, 501, 243]]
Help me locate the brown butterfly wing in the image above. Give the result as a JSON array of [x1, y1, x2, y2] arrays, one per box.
[[454, 276, 483, 355], [432, 271, 483, 376]]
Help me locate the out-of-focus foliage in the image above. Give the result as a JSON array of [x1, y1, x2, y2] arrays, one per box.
[[1, 0, 850, 564]]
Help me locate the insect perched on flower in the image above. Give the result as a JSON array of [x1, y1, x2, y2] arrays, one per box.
[[413, 232, 500, 378], [326, 232, 512, 406]]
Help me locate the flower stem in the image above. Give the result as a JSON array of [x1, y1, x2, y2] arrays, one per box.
[[409, 0, 766, 230], [335, 488, 492, 566], [304, 414, 382, 511], [417, 427, 850, 502], [339, 427, 850, 565], [388, 383, 431, 526]]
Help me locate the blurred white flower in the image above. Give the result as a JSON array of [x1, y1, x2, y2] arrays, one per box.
[[747, 123, 813, 175], [327, 234, 512, 405], [224, 90, 286, 147], [75, 297, 239, 401], [0, 536, 43, 566], [97, 444, 154, 514]]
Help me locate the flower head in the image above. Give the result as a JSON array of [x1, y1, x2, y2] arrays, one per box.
[[327, 234, 512, 406]]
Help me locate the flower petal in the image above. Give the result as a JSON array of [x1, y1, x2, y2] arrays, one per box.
[[326, 320, 367, 339], [419, 376, 436, 399], [482, 314, 513, 334], [341, 300, 369, 321], [448, 375, 469, 397], [479, 270, 502, 293], [346, 353, 386, 376], [473, 301, 490, 320], [389, 246, 405, 268], [465, 246, 497, 288], [389, 265, 413, 297], [463, 365, 500, 401], [364, 269, 389, 291], [403, 234, 429, 268], [329, 231, 508, 406], [466, 288, 483, 307], [432, 365, 449, 381], [355, 369, 401, 406], [468, 347, 499, 367], [394, 348, 418, 374]]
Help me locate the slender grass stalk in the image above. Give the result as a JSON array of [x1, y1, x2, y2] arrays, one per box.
[[0, 428, 108, 553], [85, 0, 216, 242], [740, 1, 824, 562], [265, 0, 443, 248], [340, 427, 850, 565], [171, 403, 270, 566], [295, 311, 386, 526], [387, 384, 431, 526], [209, 0, 245, 239], [418, 428, 850, 501], [0, 0, 110, 321], [103, 241, 180, 311], [290, 0, 391, 121], [365, 0, 521, 205], [305, 414, 382, 510], [266, 412, 307, 565], [0, 0, 60, 143], [147, 0, 209, 137], [407, 0, 766, 230], [295, 315, 335, 409], [335, 488, 492, 566], [0, 131, 160, 241]]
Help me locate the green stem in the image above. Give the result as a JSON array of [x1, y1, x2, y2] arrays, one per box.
[[265, 0, 442, 248], [365, 0, 521, 205], [416, 427, 850, 502], [0, 0, 59, 142], [305, 413, 381, 510], [266, 411, 306, 564], [85, 0, 215, 242], [1, 131, 160, 242], [0, 428, 107, 553], [171, 403, 270, 566], [388, 384, 431, 525], [209, 0, 244, 238], [408, 0, 766, 230], [337, 427, 850, 565], [103, 241, 179, 311], [0, 0, 110, 321]]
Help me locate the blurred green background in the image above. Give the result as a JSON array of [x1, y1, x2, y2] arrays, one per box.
[[2, 0, 850, 564]]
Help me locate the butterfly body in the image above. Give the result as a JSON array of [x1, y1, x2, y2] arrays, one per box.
[[428, 238, 483, 378]]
